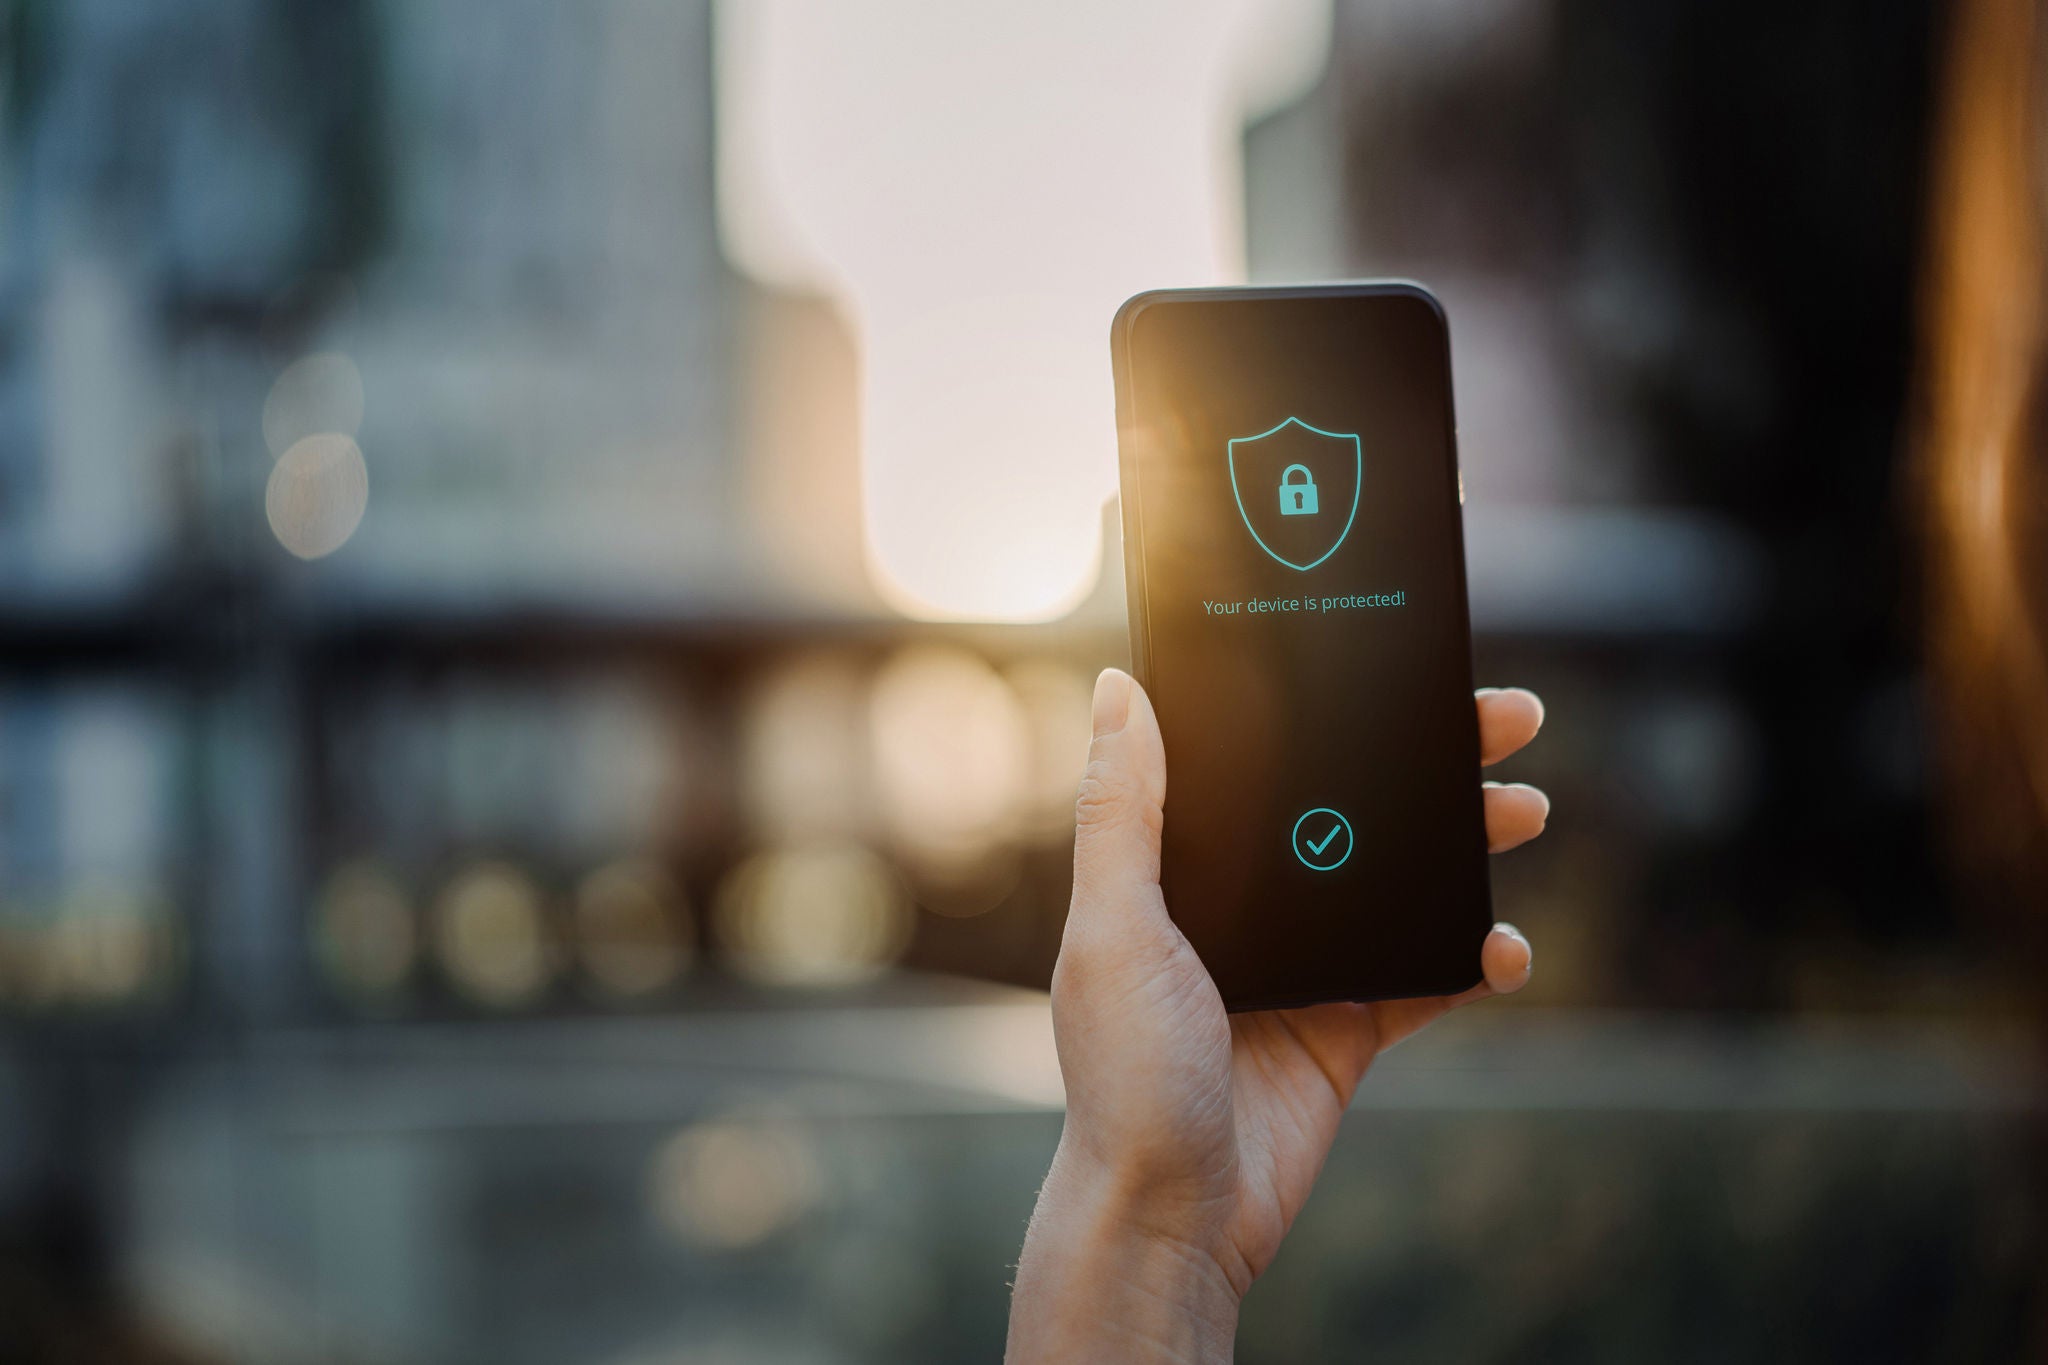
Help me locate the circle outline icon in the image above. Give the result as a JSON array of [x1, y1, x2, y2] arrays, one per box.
[[1290, 807, 1354, 871]]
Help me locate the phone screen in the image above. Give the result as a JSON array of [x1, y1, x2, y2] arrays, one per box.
[[1112, 285, 1491, 1009]]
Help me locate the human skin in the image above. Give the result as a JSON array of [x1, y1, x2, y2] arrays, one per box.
[[1006, 669, 1548, 1364]]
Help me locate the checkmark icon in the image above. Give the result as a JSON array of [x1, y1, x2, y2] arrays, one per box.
[[1290, 807, 1354, 870]]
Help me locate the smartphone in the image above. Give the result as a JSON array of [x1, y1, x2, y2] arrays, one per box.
[[1110, 282, 1491, 1011]]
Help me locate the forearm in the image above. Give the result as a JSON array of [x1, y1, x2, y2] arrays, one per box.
[[1006, 1143, 1243, 1365]]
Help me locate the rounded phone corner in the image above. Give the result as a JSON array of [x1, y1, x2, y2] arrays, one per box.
[[1111, 289, 1170, 345], [1375, 279, 1450, 331]]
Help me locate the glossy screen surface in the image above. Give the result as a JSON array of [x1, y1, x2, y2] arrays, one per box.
[[1116, 287, 1491, 1008]]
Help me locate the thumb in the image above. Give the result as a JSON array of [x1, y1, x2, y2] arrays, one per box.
[[1070, 669, 1168, 911]]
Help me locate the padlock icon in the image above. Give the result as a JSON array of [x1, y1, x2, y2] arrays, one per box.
[[1279, 464, 1319, 516]]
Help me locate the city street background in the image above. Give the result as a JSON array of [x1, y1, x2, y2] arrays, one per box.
[[0, 2, 2041, 1361]]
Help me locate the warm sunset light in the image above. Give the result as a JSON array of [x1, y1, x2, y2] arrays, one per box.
[[715, 0, 1331, 620]]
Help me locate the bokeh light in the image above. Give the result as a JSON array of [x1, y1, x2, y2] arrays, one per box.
[[713, 843, 911, 986], [2, 884, 180, 1012], [869, 644, 1026, 860], [573, 859, 692, 999], [265, 432, 369, 560], [649, 1114, 822, 1249], [739, 652, 871, 842], [50, 886, 175, 1007], [431, 862, 553, 1008], [314, 861, 418, 1002], [47, 908, 153, 1004]]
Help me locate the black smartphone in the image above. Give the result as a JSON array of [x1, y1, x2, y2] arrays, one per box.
[[1110, 282, 1492, 1011]]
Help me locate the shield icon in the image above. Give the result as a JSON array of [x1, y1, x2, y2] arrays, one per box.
[[1227, 417, 1362, 571]]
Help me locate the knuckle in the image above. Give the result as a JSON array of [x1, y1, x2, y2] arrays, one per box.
[[1072, 761, 1127, 827], [1073, 757, 1164, 840]]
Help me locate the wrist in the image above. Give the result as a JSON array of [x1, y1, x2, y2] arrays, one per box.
[[1007, 1141, 1244, 1364]]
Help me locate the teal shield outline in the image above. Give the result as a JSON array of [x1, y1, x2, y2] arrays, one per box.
[[1227, 417, 1362, 571]]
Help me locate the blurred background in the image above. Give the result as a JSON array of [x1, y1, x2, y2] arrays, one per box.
[[2, 0, 2045, 1360]]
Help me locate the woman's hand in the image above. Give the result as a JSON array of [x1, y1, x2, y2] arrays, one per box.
[[1007, 669, 1548, 1364]]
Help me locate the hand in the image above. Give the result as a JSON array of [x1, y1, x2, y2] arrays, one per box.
[[1007, 670, 1548, 1364]]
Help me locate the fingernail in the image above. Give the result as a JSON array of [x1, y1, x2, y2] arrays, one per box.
[[1507, 782, 1550, 819], [1496, 922, 1533, 972], [1092, 669, 1132, 738]]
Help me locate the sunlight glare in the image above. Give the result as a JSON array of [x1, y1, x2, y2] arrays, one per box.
[[716, 0, 1331, 620]]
